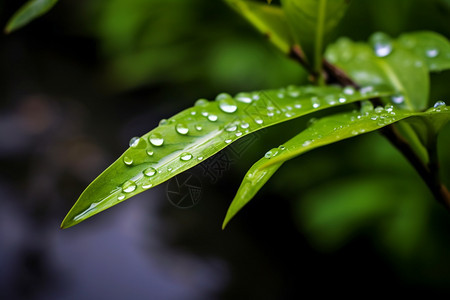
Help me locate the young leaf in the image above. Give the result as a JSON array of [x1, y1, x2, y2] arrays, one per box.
[[397, 31, 450, 72], [222, 104, 450, 228], [61, 85, 394, 228], [281, 0, 350, 68], [225, 0, 293, 53], [326, 33, 430, 111], [4, 0, 59, 33]]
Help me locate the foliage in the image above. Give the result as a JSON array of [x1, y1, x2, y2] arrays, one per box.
[[5, 0, 450, 231]]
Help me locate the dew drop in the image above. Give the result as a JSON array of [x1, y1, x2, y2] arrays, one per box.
[[149, 133, 164, 146], [219, 98, 238, 113], [122, 180, 137, 193], [391, 94, 405, 105], [197, 156, 204, 161], [208, 114, 218, 122], [190, 111, 197, 116], [255, 117, 263, 125], [371, 32, 393, 57], [147, 150, 154, 156], [360, 86, 374, 95], [201, 111, 209, 117], [180, 152, 193, 161], [375, 106, 384, 114], [142, 183, 153, 189], [235, 132, 243, 137], [144, 167, 156, 177], [215, 93, 232, 101], [225, 139, 232, 144], [195, 99, 209, 107], [159, 119, 168, 126], [279, 145, 286, 150], [168, 167, 173, 172], [264, 151, 273, 158], [118, 194, 125, 201], [123, 156, 133, 165], [426, 48, 439, 58], [343, 86, 355, 95], [235, 93, 253, 104], [311, 97, 320, 108], [294, 102, 302, 109], [338, 97, 347, 103], [225, 124, 237, 132], [434, 100, 446, 108], [240, 122, 250, 129], [385, 104, 394, 112], [195, 125, 203, 131], [176, 123, 189, 135], [302, 140, 312, 147], [129, 137, 140, 148]]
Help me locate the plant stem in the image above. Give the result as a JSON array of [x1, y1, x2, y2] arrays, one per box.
[[322, 59, 450, 211], [314, 0, 327, 86]]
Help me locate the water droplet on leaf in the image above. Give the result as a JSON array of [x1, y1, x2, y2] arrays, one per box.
[[176, 123, 189, 135], [149, 133, 164, 146], [180, 152, 193, 161], [219, 98, 238, 113], [123, 156, 133, 165], [122, 180, 137, 193], [144, 167, 156, 177]]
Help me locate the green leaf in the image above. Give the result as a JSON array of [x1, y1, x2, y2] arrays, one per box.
[[398, 31, 450, 72], [61, 85, 394, 228], [281, 0, 350, 68], [222, 103, 450, 228], [225, 0, 293, 53], [4, 0, 59, 33], [326, 33, 430, 111]]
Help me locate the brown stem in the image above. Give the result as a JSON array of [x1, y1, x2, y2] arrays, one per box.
[[319, 58, 450, 211]]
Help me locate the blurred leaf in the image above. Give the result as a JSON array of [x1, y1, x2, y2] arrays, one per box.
[[223, 104, 450, 228], [4, 0, 58, 33], [281, 0, 350, 66], [326, 33, 430, 111], [397, 31, 450, 72], [225, 0, 292, 53], [61, 85, 394, 228]]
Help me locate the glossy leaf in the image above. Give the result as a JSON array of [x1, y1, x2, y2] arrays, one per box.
[[281, 0, 350, 66], [61, 85, 394, 228], [222, 104, 450, 228], [398, 31, 450, 72], [225, 0, 292, 53], [326, 33, 430, 111], [4, 0, 59, 33]]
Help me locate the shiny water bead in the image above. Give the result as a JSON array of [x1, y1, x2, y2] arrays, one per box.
[[195, 99, 209, 106], [434, 100, 446, 108], [391, 94, 405, 105], [235, 92, 253, 104], [240, 122, 250, 129], [426, 48, 439, 58], [143, 167, 156, 177], [219, 98, 238, 113], [123, 156, 133, 165], [159, 119, 168, 126], [302, 140, 312, 147], [176, 123, 189, 135], [254, 117, 263, 125], [180, 152, 193, 161], [122, 180, 137, 193], [225, 124, 237, 132], [117, 194, 125, 201], [129, 137, 140, 148], [225, 139, 232, 144], [371, 32, 393, 57], [147, 150, 154, 156], [311, 97, 320, 108], [195, 125, 203, 131], [142, 183, 153, 189], [149, 133, 164, 146], [215, 93, 232, 101], [208, 114, 218, 122], [343, 86, 355, 95], [338, 97, 347, 103], [360, 86, 374, 95]]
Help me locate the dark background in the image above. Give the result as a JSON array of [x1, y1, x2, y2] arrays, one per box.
[[1, 0, 450, 299]]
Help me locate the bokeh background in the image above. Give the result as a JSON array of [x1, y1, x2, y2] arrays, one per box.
[[1, 0, 450, 299]]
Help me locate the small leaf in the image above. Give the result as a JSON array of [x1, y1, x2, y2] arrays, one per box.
[[326, 33, 430, 111], [5, 0, 59, 33], [281, 0, 350, 66], [222, 104, 450, 228], [61, 85, 394, 228], [225, 0, 292, 53], [398, 31, 450, 72]]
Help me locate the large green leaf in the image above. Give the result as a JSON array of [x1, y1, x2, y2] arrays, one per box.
[[222, 103, 450, 228], [61, 85, 394, 228], [281, 0, 350, 69], [225, 0, 293, 53], [325, 33, 430, 111], [4, 0, 59, 33], [397, 31, 450, 72]]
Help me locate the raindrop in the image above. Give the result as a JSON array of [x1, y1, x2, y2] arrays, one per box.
[[219, 98, 238, 113], [279, 145, 286, 150], [434, 100, 446, 108], [360, 101, 374, 114], [235, 132, 243, 137], [208, 114, 218, 122], [375, 106, 384, 114], [129, 137, 140, 148], [391, 94, 405, 105], [294, 102, 302, 109], [252, 94, 260, 101], [225, 139, 232, 144], [144, 167, 156, 177], [277, 92, 285, 99], [343, 86, 355, 95], [197, 156, 204, 161], [360, 86, 374, 95], [118, 194, 125, 201], [168, 167, 173, 172], [142, 183, 153, 189], [201, 111, 209, 117], [255, 117, 263, 125], [195, 99, 209, 107], [180, 152, 193, 161], [195, 125, 203, 131], [240, 122, 250, 129], [123, 156, 133, 165], [215, 93, 232, 101], [311, 97, 320, 108], [338, 97, 347, 103], [122, 180, 137, 193], [385, 104, 394, 112], [302, 140, 312, 147], [371, 32, 393, 57], [225, 124, 237, 132], [190, 111, 197, 116], [147, 150, 154, 156], [235, 93, 253, 104], [426, 48, 439, 58], [285, 112, 293, 118], [149, 133, 164, 146], [159, 119, 168, 126], [264, 151, 273, 158], [176, 123, 189, 135]]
